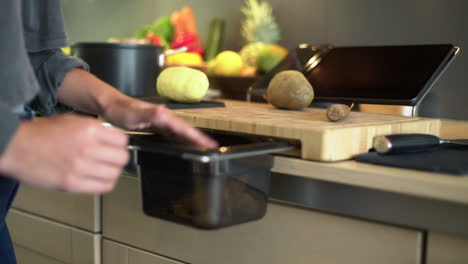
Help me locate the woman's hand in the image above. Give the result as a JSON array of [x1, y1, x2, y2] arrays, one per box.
[[0, 114, 129, 194], [57, 69, 218, 149], [102, 96, 218, 149]]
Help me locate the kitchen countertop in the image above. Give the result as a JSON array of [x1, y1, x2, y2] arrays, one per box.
[[267, 118, 468, 237]]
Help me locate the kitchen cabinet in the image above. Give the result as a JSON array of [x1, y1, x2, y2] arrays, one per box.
[[7, 165, 468, 263], [103, 174, 423, 264], [13, 246, 64, 264], [103, 239, 184, 264], [6, 209, 101, 264], [427, 232, 468, 264], [12, 184, 100, 232]]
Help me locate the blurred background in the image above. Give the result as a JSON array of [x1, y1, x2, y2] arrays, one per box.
[[62, 0, 468, 121]]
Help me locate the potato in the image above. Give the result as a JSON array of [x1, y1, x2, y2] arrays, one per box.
[[266, 70, 314, 110], [157, 66, 209, 103]]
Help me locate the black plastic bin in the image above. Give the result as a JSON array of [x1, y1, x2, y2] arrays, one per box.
[[128, 130, 294, 229]]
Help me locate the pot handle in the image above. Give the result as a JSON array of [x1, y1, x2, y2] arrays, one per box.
[[158, 46, 189, 67]]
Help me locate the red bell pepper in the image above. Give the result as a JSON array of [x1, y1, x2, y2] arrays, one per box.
[[171, 32, 204, 55]]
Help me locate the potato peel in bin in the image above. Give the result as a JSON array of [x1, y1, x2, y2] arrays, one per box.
[[127, 130, 294, 229]]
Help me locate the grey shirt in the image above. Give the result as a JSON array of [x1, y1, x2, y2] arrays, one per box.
[[0, 0, 88, 155]]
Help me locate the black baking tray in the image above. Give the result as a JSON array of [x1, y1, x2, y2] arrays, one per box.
[[128, 130, 294, 229], [248, 44, 459, 106]]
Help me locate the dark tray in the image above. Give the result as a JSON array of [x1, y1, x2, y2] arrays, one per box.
[[128, 130, 294, 229]]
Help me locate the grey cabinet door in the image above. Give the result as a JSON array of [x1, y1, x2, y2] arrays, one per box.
[[7, 209, 101, 264], [427, 232, 468, 264], [103, 239, 184, 264], [103, 175, 423, 264], [12, 184, 100, 232], [13, 246, 65, 264]]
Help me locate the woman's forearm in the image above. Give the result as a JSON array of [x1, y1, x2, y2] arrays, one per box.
[[57, 68, 127, 116]]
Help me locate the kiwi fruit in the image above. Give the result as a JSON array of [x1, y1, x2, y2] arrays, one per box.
[[266, 70, 314, 110]]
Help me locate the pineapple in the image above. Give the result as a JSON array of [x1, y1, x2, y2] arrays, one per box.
[[239, 42, 265, 67], [240, 0, 280, 44]]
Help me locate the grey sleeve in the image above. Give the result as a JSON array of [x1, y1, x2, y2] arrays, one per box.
[[0, 0, 38, 156], [0, 50, 89, 155], [0, 104, 20, 156], [28, 49, 89, 116]]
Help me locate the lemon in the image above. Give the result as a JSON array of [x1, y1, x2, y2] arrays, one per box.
[[166, 52, 204, 67], [214, 51, 243, 76]]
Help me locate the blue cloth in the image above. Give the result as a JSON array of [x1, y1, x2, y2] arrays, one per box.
[[0, 106, 35, 263], [0, 177, 18, 263]]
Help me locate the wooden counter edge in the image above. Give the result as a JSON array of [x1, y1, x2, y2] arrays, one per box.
[[272, 155, 468, 205], [440, 119, 468, 139]]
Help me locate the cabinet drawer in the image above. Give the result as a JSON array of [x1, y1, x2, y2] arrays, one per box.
[[13, 245, 65, 264], [103, 175, 422, 264], [12, 184, 100, 232], [103, 239, 184, 264], [6, 209, 101, 264], [427, 232, 468, 264]]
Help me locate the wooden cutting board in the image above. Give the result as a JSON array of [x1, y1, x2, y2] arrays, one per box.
[[174, 100, 440, 161]]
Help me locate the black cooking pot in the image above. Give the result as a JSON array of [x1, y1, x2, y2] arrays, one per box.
[[71, 42, 186, 97]]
